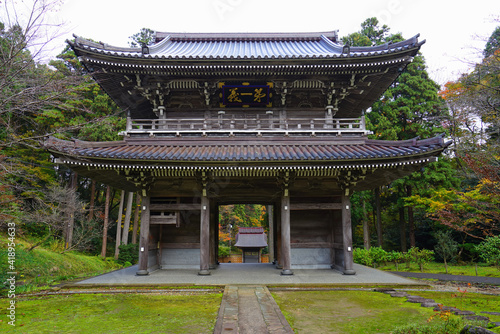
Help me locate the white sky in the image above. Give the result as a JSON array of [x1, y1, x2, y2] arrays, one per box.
[[19, 0, 500, 85]]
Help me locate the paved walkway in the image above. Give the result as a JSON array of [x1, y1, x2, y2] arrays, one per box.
[[390, 272, 500, 285], [214, 285, 293, 334], [75, 263, 420, 286]]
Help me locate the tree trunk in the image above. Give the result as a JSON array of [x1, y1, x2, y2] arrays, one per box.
[[131, 193, 141, 244], [375, 187, 383, 247], [65, 172, 78, 249], [114, 190, 125, 260], [407, 185, 416, 248], [121, 192, 134, 245], [362, 192, 370, 250], [400, 206, 407, 252], [88, 179, 96, 222], [101, 185, 111, 258]]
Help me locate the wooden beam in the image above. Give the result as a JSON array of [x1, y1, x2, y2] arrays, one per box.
[[161, 243, 200, 249], [267, 205, 274, 263], [341, 193, 356, 275], [149, 203, 200, 211], [136, 196, 150, 275], [280, 194, 293, 275], [290, 203, 342, 210], [290, 242, 332, 248], [198, 195, 211, 275]]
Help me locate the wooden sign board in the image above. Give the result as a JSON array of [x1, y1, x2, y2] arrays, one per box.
[[219, 82, 273, 107]]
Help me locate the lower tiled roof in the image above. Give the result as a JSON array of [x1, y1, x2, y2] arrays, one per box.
[[45, 136, 448, 163]]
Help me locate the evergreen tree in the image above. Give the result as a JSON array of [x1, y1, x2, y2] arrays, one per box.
[[129, 28, 156, 47], [344, 18, 457, 251], [368, 54, 448, 140], [484, 26, 500, 58]]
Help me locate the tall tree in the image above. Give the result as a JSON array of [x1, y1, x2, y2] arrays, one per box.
[[484, 26, 500, 58], [0, 1, 83, 230], [408, 25, 500, 241], [344, 18, 455, 250]]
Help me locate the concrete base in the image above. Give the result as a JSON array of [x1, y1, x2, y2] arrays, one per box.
[[343, 269, 356, 275], [198, 269, 211, 276], [76, 263, 424, 286], [291, 248, 331, 269], [136, 270, 149, 276], [281, 269, 294, 276]]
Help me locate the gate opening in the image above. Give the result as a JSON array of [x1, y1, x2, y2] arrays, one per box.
[[218, 204, 273, 264]]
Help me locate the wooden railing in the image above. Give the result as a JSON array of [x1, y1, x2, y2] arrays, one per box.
[[121, 115, 371, 137]]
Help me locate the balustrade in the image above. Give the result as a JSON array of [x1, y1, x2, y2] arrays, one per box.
[[123, 114, 371, 137]]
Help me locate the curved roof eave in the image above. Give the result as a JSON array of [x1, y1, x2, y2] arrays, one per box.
[[68, 32, 423, 63]]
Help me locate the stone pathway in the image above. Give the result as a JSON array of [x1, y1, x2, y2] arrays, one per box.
[[375, 288, 500, 331], [214, 285, 294, 334]]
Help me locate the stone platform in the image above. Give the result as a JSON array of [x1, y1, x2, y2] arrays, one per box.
[[75, 263, 421, 287]]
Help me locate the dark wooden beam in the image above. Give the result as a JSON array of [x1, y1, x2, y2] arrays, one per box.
[[198, 195, 211, 275], [160, 243, 200, 249], [136, 196, 150, 275], [290, 203, 342, 210], [341, 193, 355, 275], [149, 203, 200, 211], [290, 242, 332, 248], [280, 194, 293, 275]]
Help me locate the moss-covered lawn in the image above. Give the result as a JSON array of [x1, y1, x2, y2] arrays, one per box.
[[272, 290, 432, 333], [378, 262, 500, 277], [271, 290, 498, 334], [1, 292, 222, 333], [416, 290, 500, 323]]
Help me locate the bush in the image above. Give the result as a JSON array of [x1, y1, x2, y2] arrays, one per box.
[[117, 243, 139, 266], [408, 247, 434, 272], [218, 245, 230, 258], [353, 248, 373, 266], [369, 247, 388, 267], [475, 236, 500, 267], [353, 247, 388, 267], [460, 243, 480, 263], [388, 250, 405, 270]]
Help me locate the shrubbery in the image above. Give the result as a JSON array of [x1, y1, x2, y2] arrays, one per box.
[[218, 245, 231, 258], [117, 243, 139, 266], [475, 236, 500, 267], [354, 247, 435, 271]]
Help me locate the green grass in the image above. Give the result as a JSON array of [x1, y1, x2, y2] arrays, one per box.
[[0, 292, 222, 333], [416, 290, 500, 329], [378, 262, 500, 277], [0, 235, 121, 294], [272, 290, 495, 334]]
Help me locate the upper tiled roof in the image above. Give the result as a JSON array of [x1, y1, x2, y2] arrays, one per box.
[[70, 31, 423, 60]]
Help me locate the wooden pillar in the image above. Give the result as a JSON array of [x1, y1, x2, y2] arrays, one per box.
[[267, 205, 274, 263], [199, 195, 211, 275], [280, 194, 293, 275], [341, 193, 356, 275], [276, 201, 282, 268], [136, 195, 150, 276]]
